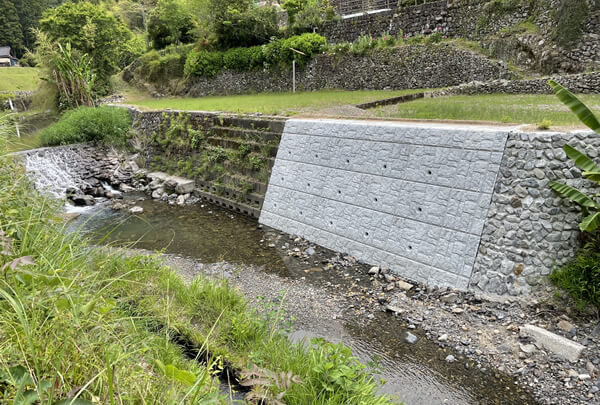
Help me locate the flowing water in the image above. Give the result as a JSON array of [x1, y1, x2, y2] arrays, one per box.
[[68, 197, 538, 405]]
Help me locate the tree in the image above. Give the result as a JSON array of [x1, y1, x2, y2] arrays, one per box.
[[39, 2, 136, 94], [0, 0, 24, 54], [147, 0, 195, 49], [214, 4, 281, 48]]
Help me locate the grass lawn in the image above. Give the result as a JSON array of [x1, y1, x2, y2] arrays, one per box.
[[0, 67, 40, 92], [125, 89, 426, 115], [373, 94, 600, 126]]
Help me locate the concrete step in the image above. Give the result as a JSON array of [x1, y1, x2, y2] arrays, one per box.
[[205, 137, 278, 157], [213, 116, 286, 133], [195, 179, 264, 208], [211, 126, 282, 143]]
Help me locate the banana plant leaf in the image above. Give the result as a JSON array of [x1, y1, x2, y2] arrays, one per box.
[[563, 144, 600, 173], [548, 80, 600, 133], [549, 181, 599, 208], [580, 212, 600, 232], [582, 171, 600, 182]]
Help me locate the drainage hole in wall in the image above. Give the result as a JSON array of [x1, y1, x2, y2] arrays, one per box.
[[338, 190, 341, 194], [427, 170, 432, 175], [408, 245, 413, 250], [383, 164, 387, 169], [330, 221, 333, 225], [365, 232, 369, 236], [300, 211, 303, 215], [418, 207, 422, 212], [374, 198, 378, 202], [281, 177, 284, 181], [346, 159, 350, 163], [315, 154, 319, 158], [307, 183, 311, 187]]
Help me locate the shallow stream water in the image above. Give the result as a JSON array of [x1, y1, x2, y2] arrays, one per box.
[[69, 196, 538, 405]]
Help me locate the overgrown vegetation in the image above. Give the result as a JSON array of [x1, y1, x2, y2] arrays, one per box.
[[551, 246, 600, 314], [551, 0, 589, 48], [39, 106, 132, 146], [184, 33, 327, 78]]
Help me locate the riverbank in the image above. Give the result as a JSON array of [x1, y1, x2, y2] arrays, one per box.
[[156, 226, 599, 405], [0, 153, 394, 403]]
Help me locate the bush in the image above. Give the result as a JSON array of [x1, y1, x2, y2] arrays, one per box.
[[40, 106, 132, 146], [148, 0, 196, 49], [184, 33, 326, 77], [184, 49, 224, 77], [138, 45, 192, 83], [215, 5, 280, 48], [551, 247, 600, 313], [223, 46, 265, 71]]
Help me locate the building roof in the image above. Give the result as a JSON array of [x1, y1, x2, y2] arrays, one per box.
[[0, 46, 12, 57]]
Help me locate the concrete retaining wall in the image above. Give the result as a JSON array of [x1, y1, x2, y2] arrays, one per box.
[[260, 119, 595, 295]]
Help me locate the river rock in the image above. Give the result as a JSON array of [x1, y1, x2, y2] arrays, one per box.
[[70, 194, 95, 206], [368, 266, 380, 275], [405, 331, 418, 344], [176, 194, 187, 205], [119, 184, 136, 193], [438, 333, 448, 342], [441, 293, 458, 304], [129, 206, 144, 214], [396, 280, 414, 291], [558, 320, 575, 333], [445, 355, 456, 363]]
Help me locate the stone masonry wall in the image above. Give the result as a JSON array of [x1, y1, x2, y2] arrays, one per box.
[[471, 130, 600, 296], [183, 44, 513, 97], [320, 0, 600, 73], [431, 72, 600, 96]]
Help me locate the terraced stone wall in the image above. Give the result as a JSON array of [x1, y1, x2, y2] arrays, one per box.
[[130, 109, 286, 218]]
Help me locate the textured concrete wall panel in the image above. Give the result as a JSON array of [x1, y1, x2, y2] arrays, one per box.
[[260, 119, 509, 288]]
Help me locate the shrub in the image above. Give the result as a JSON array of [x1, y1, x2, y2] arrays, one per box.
[[148, 0, 196, 49], [283, 32, 327, 67], [40, 106, 132, 146], [138, 45, 192, 83], [551, 247, 600, 313], [185, 33, 326, 77], [184, 49, 224, 77], [215, 5, 280, 48], [223, 46, 265, 71], [537, 119, 551, 130]]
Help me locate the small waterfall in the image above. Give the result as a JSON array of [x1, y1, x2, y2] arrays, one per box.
[[22, 147, 83, 199]]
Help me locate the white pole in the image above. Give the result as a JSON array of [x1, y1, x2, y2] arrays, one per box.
[[15, 123, 20, 138], [8, 98, 14, 111], [293, 60, 296, 93]]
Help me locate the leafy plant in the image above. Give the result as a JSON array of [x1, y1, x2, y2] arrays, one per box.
[[39, 106, 132, 146], [537, 119, 551, 130], [241, 364, 302, 405], [550, 246, 600, 314], [548, 81, 600, 232]]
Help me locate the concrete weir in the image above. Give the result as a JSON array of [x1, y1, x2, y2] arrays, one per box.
[[260, 119, 509, 289], [260, 118, 598, 294]]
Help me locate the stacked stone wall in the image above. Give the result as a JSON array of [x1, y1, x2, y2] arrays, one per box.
[[472, 130, 600, 295], [183, 44, 513, 97], [320, 0, 600, 73]]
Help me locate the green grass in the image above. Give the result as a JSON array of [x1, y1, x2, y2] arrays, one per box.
[[0, 116, 395, 403], [126, 89, 426, 115], [374, 94, 600, 126], [0, 67, 40, 92]]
